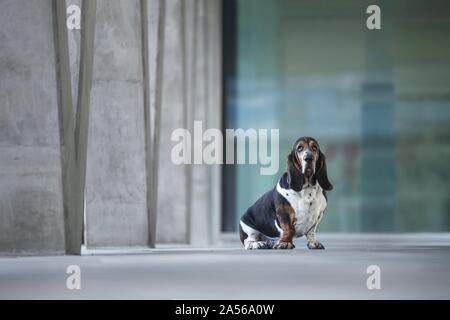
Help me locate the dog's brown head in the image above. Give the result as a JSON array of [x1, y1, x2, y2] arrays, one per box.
[[287, 136, 333, 192]]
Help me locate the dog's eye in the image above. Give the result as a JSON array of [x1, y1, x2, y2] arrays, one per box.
[[312, 145, 317, 151], [297, 146, 303, 151]]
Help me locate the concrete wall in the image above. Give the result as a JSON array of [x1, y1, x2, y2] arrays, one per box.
[[0, 0, 222, 254], [0, 0, 65, 255]]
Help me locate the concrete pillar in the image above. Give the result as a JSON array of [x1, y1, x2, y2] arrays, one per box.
[[187, 0, 222, 246], [84, 0, 148, 246], [155, 0, 222, 245], [155, 0, 189, 243], [0, 0, 65, 255], [183, 0, 209, 245]]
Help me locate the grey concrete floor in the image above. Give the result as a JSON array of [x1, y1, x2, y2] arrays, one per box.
[[1, 234, 450, 299]]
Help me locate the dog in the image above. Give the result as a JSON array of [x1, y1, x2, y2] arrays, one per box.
[[239, 136, 333, 250]]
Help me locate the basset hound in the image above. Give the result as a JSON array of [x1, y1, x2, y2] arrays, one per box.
[[239, 137, 333, 250]]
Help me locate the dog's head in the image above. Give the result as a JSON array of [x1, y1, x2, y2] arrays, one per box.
[[287, 136, 333, 192]]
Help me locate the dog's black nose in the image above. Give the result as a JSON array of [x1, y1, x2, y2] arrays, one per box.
[[304, 153, 313, 163]]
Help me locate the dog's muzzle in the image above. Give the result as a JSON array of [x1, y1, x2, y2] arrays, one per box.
[[302, 152, 315, 177]]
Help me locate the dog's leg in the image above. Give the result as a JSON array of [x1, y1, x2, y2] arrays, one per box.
[[306, 221, 325, 250], [243, 233, 273, 250], [240, 221, 274, 250], [274, 205, 296, 249]]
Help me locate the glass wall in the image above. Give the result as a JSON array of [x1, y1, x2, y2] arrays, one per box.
[[222, 0, 450, 232]]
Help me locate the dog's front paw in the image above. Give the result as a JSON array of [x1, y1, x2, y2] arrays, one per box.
[[307, 241, 325, 250], [274, 241, 295, 250]]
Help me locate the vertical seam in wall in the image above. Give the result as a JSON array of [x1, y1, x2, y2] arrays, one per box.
[[209, 0, 222, 244], [203, 0, 214, 245], [216, 0, 223, 245], [141, 0, 154, 248], [189, 0, 200, 244], [181, 0, 193, 244], [148, 0, 166, 247], [204, 0, 212, 244]]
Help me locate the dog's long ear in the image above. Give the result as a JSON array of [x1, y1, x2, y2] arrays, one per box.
[[316, 150, 333, 191], [287, 151, 303, 192]]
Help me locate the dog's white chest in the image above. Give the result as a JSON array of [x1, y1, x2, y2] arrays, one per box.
[[277, 183, 327, 237]]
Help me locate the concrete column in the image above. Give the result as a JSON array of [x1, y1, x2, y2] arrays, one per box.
[[85, 0, 148, 247], [155, 0, 188, 243], [185, 0, 210, 245], [66, 0, 97, 253], [0, 0, 65, 255], [155, 0, 222, 245], [188, 0, 222, 246]]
